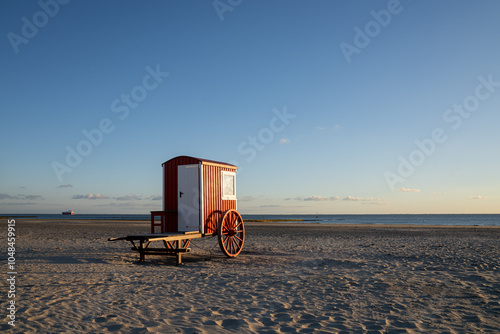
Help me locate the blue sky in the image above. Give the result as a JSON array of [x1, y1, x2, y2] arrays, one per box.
[[1, 0, 499, 214]]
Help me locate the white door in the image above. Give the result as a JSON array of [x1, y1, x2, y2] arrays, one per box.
[[177, 164, 200, 232]]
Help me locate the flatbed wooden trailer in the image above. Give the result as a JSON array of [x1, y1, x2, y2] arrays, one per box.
[[109, 156, 245, 265], [109, 232, 200, 265]]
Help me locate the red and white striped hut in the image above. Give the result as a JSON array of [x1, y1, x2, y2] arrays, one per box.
[[150, 156, 244, 257]]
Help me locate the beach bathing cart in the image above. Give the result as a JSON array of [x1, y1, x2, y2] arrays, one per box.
[[109, 156, 245, 265]]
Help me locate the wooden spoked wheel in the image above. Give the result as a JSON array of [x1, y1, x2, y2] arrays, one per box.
[[218, 209, 245, 257], [205, 210, 223, 235], [164, 239, 190, 250]]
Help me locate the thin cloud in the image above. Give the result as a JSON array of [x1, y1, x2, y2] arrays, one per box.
[[285, 196, 304, 201], [109, 202, 137, 208], [304, 195, 330, 201], [149, 195, 162, 201], [305, 195, 339, 201], [57, 184, 73, 188], [22, 195, 44, 200], [287, 195, 380, 202], [114, 194, 142, 201], [343, 196, 379, 202], [0, 202, 37, 206], [396, 188, 421, 193], [0, 194, 16, 200], [362, 201, 387, 206], [72, 193, 109, 200], [0, 194, 43, 201], [343, 196, 364, 201], [469, 195, 489, 200], [279, 138, 290, 144], [285, 195, 340, 201]]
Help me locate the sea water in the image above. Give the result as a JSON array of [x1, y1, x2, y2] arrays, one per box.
[[244, 214, 500, 226], [3, 213, 500, 226]]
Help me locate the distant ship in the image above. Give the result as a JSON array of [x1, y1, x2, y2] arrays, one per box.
[[62, 210, 75, 215]]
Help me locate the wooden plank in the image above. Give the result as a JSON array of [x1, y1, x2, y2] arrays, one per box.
[[129, 240, 139, 251], [110, 231, 205, 265], [110, 231, 204, 243], [139, 239, 145, 262], [131, 248, 191, 253], [145, 233, 202, 243], [108, 236, 129, 241], [141, 251, 187, 255]]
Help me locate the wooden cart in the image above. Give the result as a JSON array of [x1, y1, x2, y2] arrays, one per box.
[[109, 156, 245, 265]]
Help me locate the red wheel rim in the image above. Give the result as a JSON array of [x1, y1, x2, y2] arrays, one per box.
[[218, 209, 245, 257]]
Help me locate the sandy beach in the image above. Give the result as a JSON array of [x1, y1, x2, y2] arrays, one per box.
[[1, 219, 499, 333]]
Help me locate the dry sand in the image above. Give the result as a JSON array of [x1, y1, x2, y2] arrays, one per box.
[[1, 219, 499, 333]]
